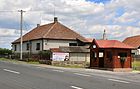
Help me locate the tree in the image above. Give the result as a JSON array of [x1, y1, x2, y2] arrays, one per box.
[[0, 48, 12, 58]]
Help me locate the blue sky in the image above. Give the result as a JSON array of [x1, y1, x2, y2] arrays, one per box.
[[0, 0, 140, 49], [87, 0, 111, 4]]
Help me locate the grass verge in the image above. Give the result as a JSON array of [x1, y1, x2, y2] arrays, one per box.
[[0, 58, 39, 65], [53, 64, 85, 68], [132, 61, 140, 71]]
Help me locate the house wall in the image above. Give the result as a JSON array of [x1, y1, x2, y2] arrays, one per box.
[[12, 39, 78, 54], [31, 40, 43, 53], [131, 49, 140, 55], [69, 53, 90, 62], [43, 39, 77, 50], [12, 40, 43, 54], [136, 49, 140, 55], [12, 43, 20, 53], [104, 49, 114, 68], [113, 49, 132, 68], [90, 42, 99, 67]]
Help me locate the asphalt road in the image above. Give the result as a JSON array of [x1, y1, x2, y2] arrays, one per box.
[[0, 61, 140, 89]]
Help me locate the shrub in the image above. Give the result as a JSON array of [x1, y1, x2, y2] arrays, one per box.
[[38, 50, 51, 60], [0, 48, 12, 58]]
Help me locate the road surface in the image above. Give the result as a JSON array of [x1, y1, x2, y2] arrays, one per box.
[[0, 60, 140, 89]]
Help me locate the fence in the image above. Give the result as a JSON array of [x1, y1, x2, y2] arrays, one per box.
[[132, 55, 140, 70]]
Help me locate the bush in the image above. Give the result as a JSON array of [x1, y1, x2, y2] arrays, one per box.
[[0, 48, 12, 58], [0, 48, 12, 55], [38, 50, 51, 60]]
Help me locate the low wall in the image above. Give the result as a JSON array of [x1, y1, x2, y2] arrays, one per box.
[[52, 61, 89, 67], [112, 68, 132, 72]]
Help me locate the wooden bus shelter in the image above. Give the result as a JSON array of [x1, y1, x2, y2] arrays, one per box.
[[90, 39, 135, 72]]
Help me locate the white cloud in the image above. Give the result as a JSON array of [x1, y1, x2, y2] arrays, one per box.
[[0, 28, 28, 48], [88, 24, 140, 40], [115, 11, 139, 23], [0, 0, 140, 49]]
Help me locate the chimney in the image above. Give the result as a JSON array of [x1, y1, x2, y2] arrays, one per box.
[[54, 17, 58, 23], [37, 24, 40, 28]]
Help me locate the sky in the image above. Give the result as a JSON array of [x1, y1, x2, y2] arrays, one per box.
[[0, 0, 140, 49]]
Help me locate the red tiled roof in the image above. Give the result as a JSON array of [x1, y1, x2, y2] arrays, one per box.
[[50, 48, 63, 52], [85, 38, 93, 43], [12, 18, 87, 43], [123, 35, 140, 48], [94, 40, 135, 49]]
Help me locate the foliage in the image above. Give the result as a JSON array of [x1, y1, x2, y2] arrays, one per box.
[[132, 61, 140, 71], [120, 57, 126, 63], [0, 48, 12, 55], [38, 50, 51, 60]]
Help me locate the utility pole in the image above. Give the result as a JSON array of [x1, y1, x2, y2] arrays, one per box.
[[18, 10, 25, 60]]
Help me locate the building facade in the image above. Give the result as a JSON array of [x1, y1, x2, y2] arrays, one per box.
[[90, 39, 134, 72], [12, 17, 88, 54], [123, 35, 140, 55]]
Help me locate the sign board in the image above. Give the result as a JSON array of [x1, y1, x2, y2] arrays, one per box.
[[52, 52, 69, 61], [99, 52, 103, 57]]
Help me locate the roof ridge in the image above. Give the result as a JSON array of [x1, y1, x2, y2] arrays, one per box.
[[43, 22, 57, 38], [126, 35, 140, 39]]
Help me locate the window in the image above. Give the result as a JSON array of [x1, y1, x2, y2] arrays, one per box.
[[91, 52, 97, 60], [118, 52, 127, 57], [69, 43, 77, 46], [36, 43, 40, 50], [14, 45, 17, 51], [107, 51, 112, 61], [26, 43, 29, 50], [118, 52, 127, 63]]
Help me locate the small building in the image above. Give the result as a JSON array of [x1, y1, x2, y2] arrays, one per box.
[[90, 39, 135, 72], [123, 35, 140, 55]]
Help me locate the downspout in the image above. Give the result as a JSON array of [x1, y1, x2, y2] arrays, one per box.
[[42, 38, 44, 51]]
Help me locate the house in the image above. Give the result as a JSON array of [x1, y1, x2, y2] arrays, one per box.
[[90, 39, 134, 72], [51, 46, 90, 62], [12, 17, 88, 54], [123, 35, 140, 55]]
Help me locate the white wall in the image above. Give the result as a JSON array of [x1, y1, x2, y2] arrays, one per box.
[[43, 39, 77, 50], [31, 40, 42, 53], [138, 49, 140, 55], [12, 40, 43, 54], [132, 49, 140, 55], [12, 39, 77, 53], [69, 53, 90, 62], [12, 43, 20, 53]]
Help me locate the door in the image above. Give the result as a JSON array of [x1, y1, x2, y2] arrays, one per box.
[[99, 52, 104, 67]]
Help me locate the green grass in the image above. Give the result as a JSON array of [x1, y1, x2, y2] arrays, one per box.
[[132, 61, 140, 71], [0, 58, 39, 65], [132, 61, 140, 67], [53, 64, 84, 68], [27, 61, 39, 64], [0, 58, 18, 62]]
